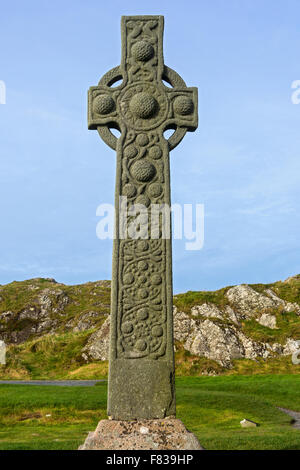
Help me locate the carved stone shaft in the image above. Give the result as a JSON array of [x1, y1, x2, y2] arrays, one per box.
[[88, 16, 198, 419]]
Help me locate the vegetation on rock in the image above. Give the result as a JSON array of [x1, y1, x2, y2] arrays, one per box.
[[0, 275, 299, 379]]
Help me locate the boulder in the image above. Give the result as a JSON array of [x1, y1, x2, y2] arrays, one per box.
[[257, 313, 277, 329], [82, 317, 110, 361]]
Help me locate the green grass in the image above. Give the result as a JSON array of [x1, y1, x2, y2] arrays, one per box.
[[173, 287, 230, 313], [270, 277, 300, 304], [242, 311, 300, 344], [2, 331, 300, 380], [1, 331, 109, 380], [177, 375, 300, 450], [0, 375, 299, 450]]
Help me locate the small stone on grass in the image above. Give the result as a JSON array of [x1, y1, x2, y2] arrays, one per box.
[[240, 418, 259, 428]]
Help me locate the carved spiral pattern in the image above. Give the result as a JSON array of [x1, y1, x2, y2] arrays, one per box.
[[118, 128, 168, 359]]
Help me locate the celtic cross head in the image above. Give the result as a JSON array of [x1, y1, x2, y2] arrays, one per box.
[[88, 15, 198, 151]]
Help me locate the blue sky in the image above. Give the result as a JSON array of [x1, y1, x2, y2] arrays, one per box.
[[0, 0, 299, 293]]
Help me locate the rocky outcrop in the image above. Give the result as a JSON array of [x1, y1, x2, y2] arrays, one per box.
[[0, 279, 111, 345], [0, 277, 299, 371], [226, 285, 300, 319], [0, 287, 69, 343], [172, 308, 270, 367], [82, 317, 110, 362], [191, 303, 223, 319]]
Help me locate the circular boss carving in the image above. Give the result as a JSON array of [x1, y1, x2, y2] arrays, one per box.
[[137, 288, 149, 299], [119, 83, 168, 131], [136, 133, 149, 146], [123, 273, 134, 284], [149, 145, 162, 159], [131, 160, 156, 182], [137, 308, 148, 320], [124, 144, 138, 159], [129, 93, 158, 119], [131, 40, 154, 62], [151, 274, 162, 285], [135, 194, 151, 207], [147, 183, 162, 198], [121, 322, 134, 334], [138, 261, 148, 271], [152, 325, 163, 337], [93, 94, 115, 115], [173, 95, 194, 115], [135, 339, 147, 352], [136, 240, 149, 251], [122, 183, 136, 198]]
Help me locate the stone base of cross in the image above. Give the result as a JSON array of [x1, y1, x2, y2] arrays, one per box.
[[79, 418, 204, 450], [80, 15, 203, 450]]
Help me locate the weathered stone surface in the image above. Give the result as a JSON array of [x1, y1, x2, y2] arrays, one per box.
[[0, 279, 110, 345], [283, 338, 300, 355], [173, 309, 270, 367], [264, 288, 300, 313], [73, 311, 100, 332], [257, 313, 277, 329], [237, 331, 269, 360], [0, 287, 69, 344], [88, 15, 198, 420], [184, 320, 245, 367], [226, 284, 300, 318], [82, 317, 110, 361], [0, 340, 6, 365], [79, 419, 204, 450], [240, 419, 258, 428], [173, 307, 195, 342], [224, 305, 241, 325], [191, 303, 223, 319]]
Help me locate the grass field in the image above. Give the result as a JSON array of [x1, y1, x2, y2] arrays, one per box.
[[0, 374, 299, 450]]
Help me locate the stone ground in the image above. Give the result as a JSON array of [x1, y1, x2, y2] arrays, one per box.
[[0, 380, 105, 386]]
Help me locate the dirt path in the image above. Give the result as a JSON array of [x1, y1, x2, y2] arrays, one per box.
[[0, 380, 106, 387], [278, 407, 300, 429]]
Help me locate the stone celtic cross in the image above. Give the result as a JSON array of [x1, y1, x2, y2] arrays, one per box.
[[88, 16, 198, 420]]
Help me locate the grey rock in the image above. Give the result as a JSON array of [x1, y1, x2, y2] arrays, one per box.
[[82, 317, 110, 361], [191, 303, 223, 319], [226, 284, 300, 318], [224, 305, 241, 325], [184, 319, 245, 367], [173, 307, 195, 342], [0, 340, 6, 365], [237, 331, 269, 360], [257, 313, 277, 329], [226, 285, 277, 318], [283, 338, 300, 355], [240, 419, 258, 428], [73, 311, 99, 332], [264, 288, 300, 314]]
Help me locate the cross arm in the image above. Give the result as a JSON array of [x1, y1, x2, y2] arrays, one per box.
[[165, 87, 198, 133], [88, 85, 121, 131]]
